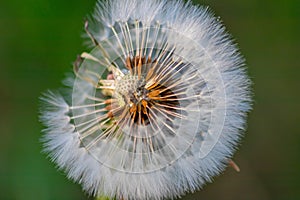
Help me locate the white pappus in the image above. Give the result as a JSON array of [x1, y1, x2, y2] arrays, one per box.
[[39, 0, 252, 200]]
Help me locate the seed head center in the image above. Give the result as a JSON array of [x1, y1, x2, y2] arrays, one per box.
[[114, 74, 152, 124]]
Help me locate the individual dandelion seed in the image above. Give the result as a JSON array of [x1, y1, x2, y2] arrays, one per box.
[[39, 0, 252, 200]]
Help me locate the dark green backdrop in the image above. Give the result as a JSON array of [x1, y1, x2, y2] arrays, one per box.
[[1, 0, 299, 199]]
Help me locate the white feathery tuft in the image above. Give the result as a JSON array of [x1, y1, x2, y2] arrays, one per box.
[[40, 0, 252, 200]]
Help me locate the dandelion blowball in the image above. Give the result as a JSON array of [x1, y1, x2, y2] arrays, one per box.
[[40, 0, 252, 199]]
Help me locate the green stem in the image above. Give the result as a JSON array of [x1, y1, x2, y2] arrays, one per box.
[[96, 196, 118, 200], [96, 196, 110, 200]]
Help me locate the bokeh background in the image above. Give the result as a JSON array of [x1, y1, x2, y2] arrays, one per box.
[[0, 0, 299, 199]]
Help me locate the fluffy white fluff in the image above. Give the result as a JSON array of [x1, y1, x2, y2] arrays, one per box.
[[40, 0, 252, 200]]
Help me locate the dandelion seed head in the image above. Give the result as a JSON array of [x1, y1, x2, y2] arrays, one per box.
[[40, 0, 252, 199]]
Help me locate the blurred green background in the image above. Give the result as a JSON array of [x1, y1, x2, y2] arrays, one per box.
[[0, 0, 299, 199]]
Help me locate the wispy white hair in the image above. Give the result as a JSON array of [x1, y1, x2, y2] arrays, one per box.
[[40, 0, 252, 200]]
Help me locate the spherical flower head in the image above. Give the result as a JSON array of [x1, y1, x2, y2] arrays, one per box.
[[39, 0, 252, 200]]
